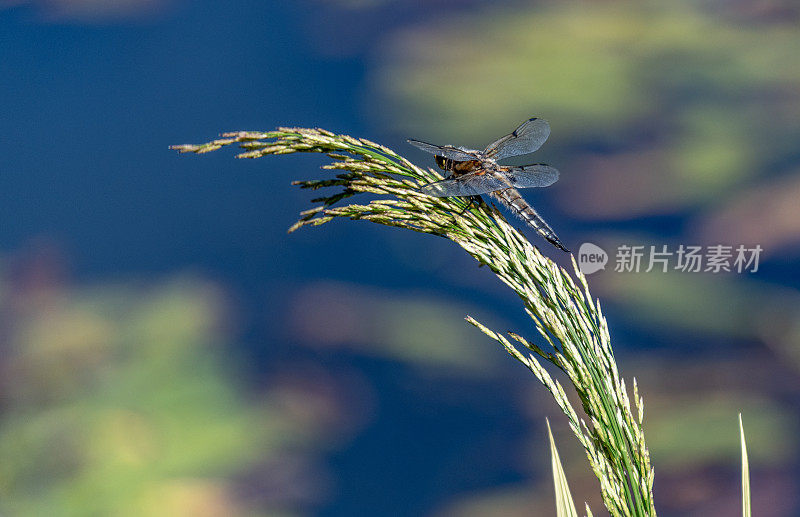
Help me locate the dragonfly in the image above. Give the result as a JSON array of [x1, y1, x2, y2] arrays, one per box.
[[408, 117, 568, 252]]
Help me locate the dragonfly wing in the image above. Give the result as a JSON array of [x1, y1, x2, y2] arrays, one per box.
[[419, 172, 508, 197], [504, 164, 559, 188], [407, 139, 478, 162], [484, 118, 551, 161]]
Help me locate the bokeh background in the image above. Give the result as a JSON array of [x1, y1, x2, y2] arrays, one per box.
[[2, 0, 800, 515]]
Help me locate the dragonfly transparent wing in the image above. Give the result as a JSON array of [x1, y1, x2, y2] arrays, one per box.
[[419, 171, 511, 197], [420, 165, 558, 197], [407, 139, 478, 162], [483, 118, 551, 161], [503, 164, 559, 188]]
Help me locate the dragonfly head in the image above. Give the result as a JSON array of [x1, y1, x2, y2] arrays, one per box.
[[434, 155, 449, 171]]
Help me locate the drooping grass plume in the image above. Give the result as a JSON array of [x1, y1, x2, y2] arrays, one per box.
[[172, 127, 657, 516]]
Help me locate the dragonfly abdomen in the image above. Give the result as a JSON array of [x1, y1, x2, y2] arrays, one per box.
[[492, 188, 569, 252]]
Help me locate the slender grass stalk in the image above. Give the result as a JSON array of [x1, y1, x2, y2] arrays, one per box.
[[172, 127, 657, 516]]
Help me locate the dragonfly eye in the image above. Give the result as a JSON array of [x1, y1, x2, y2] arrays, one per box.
[[434, 155, 449, 170]]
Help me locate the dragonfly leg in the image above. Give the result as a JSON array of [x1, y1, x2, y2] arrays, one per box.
[[456, 195, 480, 216], [417, 173, 455, 191]]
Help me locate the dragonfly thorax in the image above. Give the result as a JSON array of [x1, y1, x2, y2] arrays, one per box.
[[434, 154, 496, 175]]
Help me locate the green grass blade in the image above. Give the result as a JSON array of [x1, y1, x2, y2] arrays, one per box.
[[548, 419, 579, 517], [740, 413, 751, 517]]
